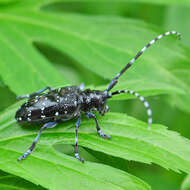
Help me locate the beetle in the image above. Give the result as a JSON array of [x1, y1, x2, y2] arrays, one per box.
[[16, 31, 180, 162]]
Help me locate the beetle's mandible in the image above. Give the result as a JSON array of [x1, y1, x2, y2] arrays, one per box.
[[15, 31, 181, 162]]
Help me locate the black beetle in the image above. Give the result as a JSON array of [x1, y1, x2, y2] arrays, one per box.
[[15, 31, 180, 162]]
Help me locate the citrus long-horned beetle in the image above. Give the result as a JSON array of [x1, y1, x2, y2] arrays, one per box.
[[16, 31, 181, 162]]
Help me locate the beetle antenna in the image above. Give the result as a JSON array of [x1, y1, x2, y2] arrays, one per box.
[[105, 31, 181, 92], [110, 90, 152, 129]]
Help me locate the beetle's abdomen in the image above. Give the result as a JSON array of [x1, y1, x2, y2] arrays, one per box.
[[15, 86, 82, 124], [15, 101, 57, 123]]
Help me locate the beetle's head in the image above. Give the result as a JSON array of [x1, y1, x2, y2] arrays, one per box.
[[83, 90, 111, 115]]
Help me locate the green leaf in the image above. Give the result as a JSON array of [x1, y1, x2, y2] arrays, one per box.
[[0, 103, 151, 190], [181, 175, 190, 190], [0, 1, 189, 189], [0, 1, 190, 113], [58, 113, 190, 174], [0, 102, 190, 189], [0, 4, 69, 95], [0, 171, 45, 190], [38, 0, 190, 6], [164, 6, 190, 49]]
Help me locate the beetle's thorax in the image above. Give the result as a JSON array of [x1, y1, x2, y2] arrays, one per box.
[[80, 89, 109, 115]]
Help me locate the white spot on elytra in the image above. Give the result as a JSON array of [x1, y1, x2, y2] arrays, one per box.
[[55, 112, 59, 116], [42, 102, 46, 106], [41, 107, 45, 111], [35, 99, 38, 103], [18, 117, 22, 121], [27, 118, 31, 121], [45, 97, 48, 100], [74, 101, 77, 106], [41, 115, 45, 118], [90, 94, 94, 98], [65, 111, 67, 114]]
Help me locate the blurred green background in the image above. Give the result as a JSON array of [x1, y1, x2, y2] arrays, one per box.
[[0, 1, 190, 190]]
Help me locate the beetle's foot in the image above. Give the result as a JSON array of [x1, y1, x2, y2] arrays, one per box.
[[17, 149, 31, 161], [75, 153, 84, 163], [98, 130, 111, 139]]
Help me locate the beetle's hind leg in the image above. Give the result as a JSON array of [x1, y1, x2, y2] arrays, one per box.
[[86, 113, 111, 139], [74, 117, 84, 163], [16, 86, 53, 100], [17, 122, 57, 161]]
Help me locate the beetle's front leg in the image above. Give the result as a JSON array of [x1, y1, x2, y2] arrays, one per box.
[[86, 113, 111, 139], [16, 86, 53, 100], [74, 116, 84, 163]]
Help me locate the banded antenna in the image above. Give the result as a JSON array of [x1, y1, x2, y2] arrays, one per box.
[[105, 31, 181, 92]]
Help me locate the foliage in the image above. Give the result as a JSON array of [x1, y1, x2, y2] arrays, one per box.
[[0, 0, 189, 190]]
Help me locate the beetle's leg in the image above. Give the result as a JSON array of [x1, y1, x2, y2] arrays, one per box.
[[86, 113, 111, 139], [16, 86, 53, 100], [17, 122, 57, 161], [74, 116, 84, 163]]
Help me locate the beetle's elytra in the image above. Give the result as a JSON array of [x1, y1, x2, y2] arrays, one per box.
[[16, 31, 181, 162]]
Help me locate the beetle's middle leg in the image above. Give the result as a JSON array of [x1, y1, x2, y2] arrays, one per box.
[[16, 86, 53, 100], [17, 122, 57, 161], [86, 113, 111, 139], [74, 116, 84, 163]]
